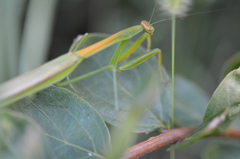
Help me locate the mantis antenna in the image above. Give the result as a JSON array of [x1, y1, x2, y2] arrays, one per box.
[[149, 2, 158, 23], [151, 7, 239, 26]]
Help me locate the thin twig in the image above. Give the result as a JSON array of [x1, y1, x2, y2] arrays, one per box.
[[122, 127, 240, 159]]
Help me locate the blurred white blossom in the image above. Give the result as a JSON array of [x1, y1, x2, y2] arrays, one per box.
[[157, 0, 192, 16]]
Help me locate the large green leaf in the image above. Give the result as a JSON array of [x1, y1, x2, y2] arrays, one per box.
[[175, 76, 209, 126], [10, 86, 110, 159], [0, 110, 51, 159], [204, 68, 240, 122], [170, 68, 240, 150], [68, 34, 172, 133], [107, 73, 162, 159]]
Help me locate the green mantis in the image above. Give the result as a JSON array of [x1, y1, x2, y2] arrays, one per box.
[[0, 19, 162, 108], [0, 5, 234, 109]]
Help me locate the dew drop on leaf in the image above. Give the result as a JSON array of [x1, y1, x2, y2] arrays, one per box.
[[88, 153, 92, 156]]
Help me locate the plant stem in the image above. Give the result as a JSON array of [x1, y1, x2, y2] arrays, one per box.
[[113, 71, 119, 111], [171, 13, 176, 159], [122, 127, 240, 159], [171, 14, 176, 129], [170, 149, 175, 159]]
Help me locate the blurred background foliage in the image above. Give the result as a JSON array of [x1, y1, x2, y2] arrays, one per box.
[[0, 0, 240, 158]]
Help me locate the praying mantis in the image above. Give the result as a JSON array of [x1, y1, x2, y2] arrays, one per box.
[[0, 15, 163, 108], [0, 5, 234, 108]]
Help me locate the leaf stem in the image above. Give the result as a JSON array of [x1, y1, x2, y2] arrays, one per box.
[[113, 71, 119, 111], [171, 14, 176, 130], [171, 13, 176, 159]]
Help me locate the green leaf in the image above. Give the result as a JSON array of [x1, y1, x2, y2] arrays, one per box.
[[169, 109, 229, 150], [203, 68, 240, 122], [175, 76, 209, 126], [107, 72, 161, 159], [0, 110, 51, 159], [68, 34, 172, 133], [169, 68, 240, 150], [10, 86, 110, 159]]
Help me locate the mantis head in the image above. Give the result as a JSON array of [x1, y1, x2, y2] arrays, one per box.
[[141, 21, 155, 36]]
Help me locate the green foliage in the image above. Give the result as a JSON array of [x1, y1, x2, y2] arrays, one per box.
[[0, 0, 240, 158], [0, 110, 51, 159], [106, 72, 161, 159], [9, 86, 111, 159], [174, 76, 209, 126], [170, 68, 240, 150], [0, 33, 219, 158], [1, 33, 240, 158], [204, 68, 240, 122]]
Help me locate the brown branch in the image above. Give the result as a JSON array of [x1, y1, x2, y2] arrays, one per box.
[[122, 127, 240, 159]]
